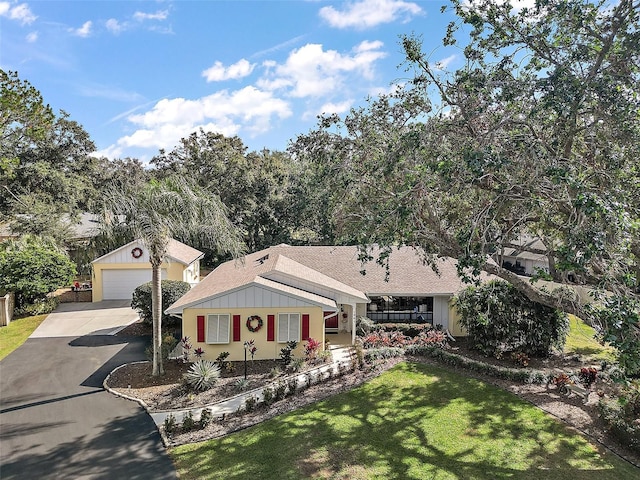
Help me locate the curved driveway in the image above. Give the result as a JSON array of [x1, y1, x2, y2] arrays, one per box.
[[0, 302, 177, 479]]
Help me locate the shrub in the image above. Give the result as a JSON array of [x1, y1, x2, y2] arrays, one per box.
[[317, 349, 333, 364], [131, 280, 191, 327], [184, 360, 221, 391], [454, 280, 569, 357], [269, 366, 282, 378], [199, 408, 213, 428], [182, 410, 196, 431], [361, 330, 409, 348], [376, 323, 432, 338], [15, 296, 60, 317], [286, 377, 298, 396], [262, 386, 275, 406], [355, 316, 376, 336], [288, 357, 306, 372], [234, 378, 249, 392], [244, 395, 257, 412], [598, 386, 640, 449], [163, 414, 177, 435], [145, 335, 178, 362], [0, 235, 76, 310], [304, 338, 321, 362], [274, 381, 287, 400], [407, 345, 550, 384], [578, 367, 598, 389], [279, 340, 297, 366], [215, 351, 231, 370], [364, 347, 404, 361]]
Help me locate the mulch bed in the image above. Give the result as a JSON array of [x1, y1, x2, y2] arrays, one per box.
[[107, 321, 639, 466]]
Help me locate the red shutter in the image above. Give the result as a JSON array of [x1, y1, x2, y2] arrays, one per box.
[[233, 315, 241, 342], [197, 315, 205, 342], [267, 315, 275, 341], [302, 314, 310, 341]]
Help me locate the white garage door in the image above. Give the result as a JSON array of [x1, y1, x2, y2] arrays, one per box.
[[102, 269, 167, 300]]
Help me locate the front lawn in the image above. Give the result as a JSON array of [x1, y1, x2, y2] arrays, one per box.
[[0, 314, 47, 361], [170, 362, 638, 479], [564, 314, 617, 363]]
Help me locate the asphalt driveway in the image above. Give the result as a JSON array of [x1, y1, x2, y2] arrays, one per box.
[[0, 303, 177, 479]]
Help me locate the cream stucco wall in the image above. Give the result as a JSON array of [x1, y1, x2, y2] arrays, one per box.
[[182, 306, 326, 361], [91, 260, 188, 302]]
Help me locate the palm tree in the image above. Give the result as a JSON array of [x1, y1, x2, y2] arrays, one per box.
[[99, 176, 245, 376]]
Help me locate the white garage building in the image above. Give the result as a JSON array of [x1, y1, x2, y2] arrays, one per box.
[[91, 239, 203, 302]]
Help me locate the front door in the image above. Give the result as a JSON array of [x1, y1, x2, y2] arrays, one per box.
[[324, 311, 339, 330]]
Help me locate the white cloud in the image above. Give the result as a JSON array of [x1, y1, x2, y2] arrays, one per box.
[[0, 1, 37, 25], [319, 0, 422, 30], [432, 54, 457, 70], [117, 87, 292, 152], [258, 41, 387, 98], [70, 20, 92, 37], [202, 59, 255, 82], [134, 10, 169, 21], [26, 31, 37, 42], [106, 18, 123, 34]]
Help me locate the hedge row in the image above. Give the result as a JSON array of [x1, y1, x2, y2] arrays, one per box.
[[405, 345, 551, 384]]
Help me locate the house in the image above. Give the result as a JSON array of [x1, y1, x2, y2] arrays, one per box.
[[91, 239, 203, 302], [166, 244, 477, 362], [497, 235, 549, 276]]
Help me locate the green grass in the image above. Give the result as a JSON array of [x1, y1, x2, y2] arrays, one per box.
[[170, 362, 638, 479], [564, 315, 617, 363], [0, 314, 47, 361]]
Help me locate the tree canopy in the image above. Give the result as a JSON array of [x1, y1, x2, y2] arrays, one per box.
[[290, 0, 640, 373]]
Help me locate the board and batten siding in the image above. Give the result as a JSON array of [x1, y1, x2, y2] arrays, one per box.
[[188, 284, 328, 310], [432, 296, 451, 329]]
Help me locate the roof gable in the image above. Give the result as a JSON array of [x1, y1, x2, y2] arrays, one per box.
[[92, 238, 203, 265]]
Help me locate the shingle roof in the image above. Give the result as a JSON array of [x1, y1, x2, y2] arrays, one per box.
[[167, 244, 477, 313], [166, 239, 204, 265]]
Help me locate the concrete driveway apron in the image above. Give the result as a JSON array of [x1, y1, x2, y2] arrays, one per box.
[[0, 302, 177, 479]]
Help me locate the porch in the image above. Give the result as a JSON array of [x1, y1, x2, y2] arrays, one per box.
[[325, 331, 353, 348]]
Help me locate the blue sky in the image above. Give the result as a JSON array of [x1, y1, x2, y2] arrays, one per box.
[[1, 0, 477, 162]]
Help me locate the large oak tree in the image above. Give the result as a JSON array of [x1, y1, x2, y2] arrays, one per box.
[[291, 0, 640, 374]]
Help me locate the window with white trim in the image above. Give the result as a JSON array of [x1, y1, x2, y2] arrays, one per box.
[[277, 313, 300, 343], [207, 314, 230, 344]]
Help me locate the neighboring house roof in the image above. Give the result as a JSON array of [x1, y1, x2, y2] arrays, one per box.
[[92, 238, 204, 265], [503, 234, 548, 262], [167, 244, 477, 314]]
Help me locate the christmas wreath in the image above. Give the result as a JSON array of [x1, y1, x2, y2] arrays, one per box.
[[246, 315, 263, 332], [131, 247, 143, 259]]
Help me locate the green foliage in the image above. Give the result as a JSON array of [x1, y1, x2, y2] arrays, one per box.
[[406, 345, 550, 385], [182, 410, 196, 431], [244, 395, 257, 412], [0, 235, 76, 309], [215, 351, 231, 371], [455, 280, 569, 357], [587, 296, 640, 377], [199, 408, 213, 429], [15, 296, 59, 317], [131, 280, 191, 327], [364, 347, 405, 362], [234, 378, 249, 392], [355, 316, 376, 336], [145, 335, 178, 362], [184, 360, 221, 391], [279, 340, 297, 366], [150, 131, 301, 260], [163, 414, 177, 435], [598, 385, 640, 450], [290, 0, 640, 376], [262, 386, 275, 406]]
